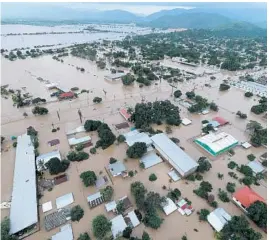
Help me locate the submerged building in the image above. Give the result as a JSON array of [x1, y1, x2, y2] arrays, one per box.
[[194, 132, 238, 156]]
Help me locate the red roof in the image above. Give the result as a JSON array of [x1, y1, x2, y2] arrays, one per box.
[[233, 186, 266, 208], [212, 116, 228, 126], [59, 92, 74, 98], [120, 108, 131, 121]]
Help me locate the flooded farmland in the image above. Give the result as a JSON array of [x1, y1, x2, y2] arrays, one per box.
[[1, 23, 267, 240]]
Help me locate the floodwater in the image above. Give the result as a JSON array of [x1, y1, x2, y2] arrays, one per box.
[[1, 27, 267, 240]]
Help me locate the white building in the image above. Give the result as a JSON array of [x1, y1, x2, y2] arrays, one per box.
[[36, 150, 61, 171], [207, 208, 231, 232], [194, 132, 238, 156], [68, 136, 91, 147], [51, 224, 73, 240], [9, 134, 38, 235], [162, 198, 177, 216], [111, 215, 128, 239], [247, 161, 265, 175], [124, 131, 152, 148], [140, 152, 163, 169], [151, 133, 198, 177]]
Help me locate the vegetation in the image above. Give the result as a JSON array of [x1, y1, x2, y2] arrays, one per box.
[[78, 233, 91, 240], [251, 97, 267, 115], [149, 173, 157, 182], [45, 157, 70, 175], [93, 97, 102, 103], [188, 95, 209, 113], [199, 209, 210, 221], [247, 154, 256, 161], [80, 171, 97, 187], [186, 91, 195, 99], [130, 100, 181, 128], [12, 142, 17, 148], [71, 205, 84, 222], [75, 143, 85, 151], [193, 181, 213, 199], [90, 148, 97, 154], [127, 142, 147, 158], [109, 157, 118, 164], [236, 111, 247, 119], [245, 92, 253, 97], [209, 102, 219, 111], [92, 215, 112, 239], [1, 217, 18, 240], [122, 227, 132, 238], [226, 182, 236, 193], [142, 231, 151, 240], [218, 189, 230, 202], [67, 151, 89, 161], [167, 188, 181, 202], [219, 215, 262, 240], [197, 157, 212, 173], [219, 83, 230, 91], [100, 186, 114, 202], [246, 121, 267, 147], [122, 74, 135, 85], [173, 90, 182, 98], [170, 137, 180, 144], [227, 161, 238, 169], [247, 201, 267, 229], [32, 106, 49, 115], [117, 134, 126, 143]]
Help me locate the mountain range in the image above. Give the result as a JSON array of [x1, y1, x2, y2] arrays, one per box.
[[1, 3, 267, 31]]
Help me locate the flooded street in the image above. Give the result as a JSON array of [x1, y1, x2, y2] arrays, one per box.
[[1, 24, 267, 240]]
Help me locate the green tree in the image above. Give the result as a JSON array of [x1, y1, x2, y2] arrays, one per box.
[[116, 200, 125, 214], [126, 142, 147, 158], [226, 182, 236, 193], [80, 171, 97, 187], [92, 215, 112, 239], [142, 231, 151, 240], [209, 102, 219, 111], [199, 209, 210, 221], [32, 106, 49, 115], [174, 90, 182, 98], [186, 91, 195, 99], [93, 97, 102, 103], [245, 92, 253, 97], [122, 74, 135, 85], [75, 143, 85, 151], [100, 186, 114, 202], [247, 154, 256, 161], [218, 189, 230, 202], [149, 173, 157, 182], [78, 233, 91, 240], [122, 227, 132, 238], [143, 212, 163, 229], [45, 157, 70, 175], [236, 111, 247, 119], [130, 181, 147, 209], [1, 217, 18, 240], [84, 120, 102, 131], [117, 134, 126, 143], [71, 205, 84, 222], [197, 157, 212, 173], [219, 83, 230, 91], [247, 200, 267, 229]]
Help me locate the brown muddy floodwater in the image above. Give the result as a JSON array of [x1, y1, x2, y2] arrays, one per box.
[[1, 53, 267, 240]]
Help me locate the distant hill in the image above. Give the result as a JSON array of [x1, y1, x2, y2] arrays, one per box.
[[147, 12, 233, 29], [254, 21, 267, 29], [146, 8, 188, 21], [213, 22, 267, 37]]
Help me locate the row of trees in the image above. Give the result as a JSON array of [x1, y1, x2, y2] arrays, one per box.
[[251, 97, 267, 115], [246, 121, 267, 147]]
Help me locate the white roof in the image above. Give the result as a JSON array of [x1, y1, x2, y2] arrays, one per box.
[[168, 170, 181, 181], [126, 210, 140, 228], [242, 142, 252, 149], [105, 73, 126, 80], [87, 192, 102, 202], [123, 130, 139, 139], [111, 215, 128, 239], [51, 224, 73, 240], [36, 150, 61, 171], [105, 201, 117, 212], [195, 132, 238, 153], [9, 134, 38, 234], [162, 198, 177, 215], [151, 133, 198, 175], [247, 161, 265, 174], [42, 201, 53, 213], [56, 193, 74, 209], [125, 132, 152, 147], [108, 161, 126, 176], [66, 126, 86, 135], [140, 152, 163, 169], [207, 208, 231, 232], [68, 136, 91, 146], [181, 118, 192, 126]]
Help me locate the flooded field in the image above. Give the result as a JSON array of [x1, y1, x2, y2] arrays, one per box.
[[1, 25, 267, 240]]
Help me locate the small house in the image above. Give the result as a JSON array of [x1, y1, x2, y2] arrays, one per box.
[[207, 208, 231, 232], [181, 118, 192, 126], [87, 192, 105, 208], [247, 161, 265, 175], [58, 92, 75, 101], [51, 224, 73, 240], [36, 150, 61, 171], [111, 215, 128, 239], [162, 198, 177, 216], [108, 161, 127, 177], [124, 210, 140, 228]]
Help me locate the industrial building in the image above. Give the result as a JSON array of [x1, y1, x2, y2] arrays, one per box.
[[151, 133, 198, 177], [9, 134, 38, 236], [194, 132, 238, 156]]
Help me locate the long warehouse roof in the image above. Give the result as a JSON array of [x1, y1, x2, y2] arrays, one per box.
[[151, 133, 198, 174], [9, 134, 38, 234]]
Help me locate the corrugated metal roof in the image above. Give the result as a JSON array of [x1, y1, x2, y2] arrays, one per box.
[[56, 193, 74, 209], [195, 132, 238, 153], [162, 198, 177, 215], [108, 161, 126, 176], [207, 208, 231, 232], [125, 132, 152, 147], [111, 215, 127, 238], [9, 134, 38, 234], [247, 161, 265, 174], [140, 152, 163, 169], [87, 192, 102, 202], [51, 224, 73, 240], [151, 133, 198, 174], [68, 136, 91, 146], [36, 150, 61, 171]]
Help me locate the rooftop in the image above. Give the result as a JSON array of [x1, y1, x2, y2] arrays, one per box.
[[108, 161, 127, 176], [140, 152, 163, 169], [111, 215, 128, 239], [233, 186, 266, 208], [9, 134, 38, 234], [162, 198, 177, 216], [247, 161, 265, 175], [207, 208, 231, 232], [212, 117, 229, 126], [36, 150, 61, 171], [51, 224, 73, 240], [56, 193, 74, 209], [151, 133, 198, 175]]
